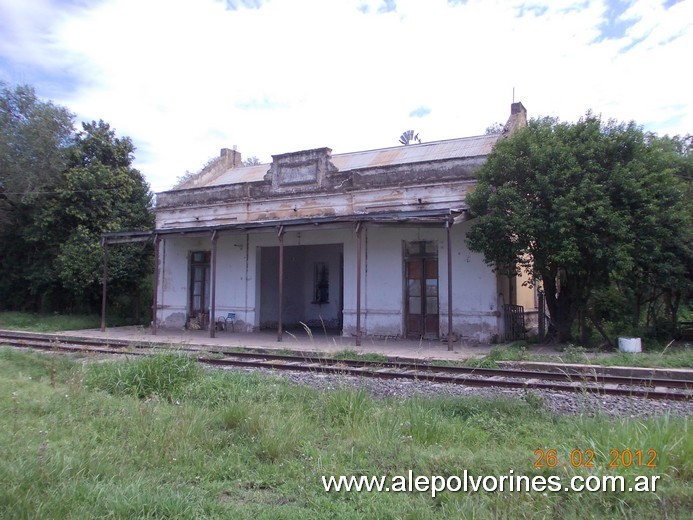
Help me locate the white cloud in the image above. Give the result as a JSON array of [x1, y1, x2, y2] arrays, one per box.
[[1, 0, 691, 192]]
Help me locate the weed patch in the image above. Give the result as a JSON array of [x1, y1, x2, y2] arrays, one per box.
[[83, 353, 201, 401], [332, 349, 389, 363], [463, 346, 524, 368]]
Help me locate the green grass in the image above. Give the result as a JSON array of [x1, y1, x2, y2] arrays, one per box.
[[586, 348, 693, 369], [466, 342, 693, 369], [84, 353, 203, 401], [464, 344, 532, 368], [332, 349, 389, 363], [0, 310, 142, 332], [0, 348, 690, 519], [0, 311, 102, 332]]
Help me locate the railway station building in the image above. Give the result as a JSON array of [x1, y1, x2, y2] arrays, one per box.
[[103, 102, 537, 347]]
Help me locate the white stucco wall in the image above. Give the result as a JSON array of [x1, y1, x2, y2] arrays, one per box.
[[445, 220, 500, 341], [156, 222, 499, 341], [340, 222, 498, 341], [157, 232, 251, 329]]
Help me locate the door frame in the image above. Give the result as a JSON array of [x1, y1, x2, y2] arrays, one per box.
[[403, 241, 439, 339], [188, 250, 211, 326]]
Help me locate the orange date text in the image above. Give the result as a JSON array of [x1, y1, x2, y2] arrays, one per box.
[[533, 449, 657, 468]]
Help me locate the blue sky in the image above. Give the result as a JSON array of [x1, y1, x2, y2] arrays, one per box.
[[1, 0, 691, 192]]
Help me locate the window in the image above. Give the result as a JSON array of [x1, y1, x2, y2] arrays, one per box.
[[313, 262, 329, 304], [189, 251, 211, 315]]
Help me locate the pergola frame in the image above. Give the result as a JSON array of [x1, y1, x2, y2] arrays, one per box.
[[101, 208, 465, 350]]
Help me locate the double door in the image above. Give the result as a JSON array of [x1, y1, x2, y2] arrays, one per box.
[[405, 256, 439, 339], [189, 251, 211, 326]]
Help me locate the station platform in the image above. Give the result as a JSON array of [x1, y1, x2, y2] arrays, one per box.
[[56, 326, 565, 362]]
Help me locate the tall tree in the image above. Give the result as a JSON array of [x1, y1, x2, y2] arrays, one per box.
[[29, 121, 154, 311], [0, 83, 74, 309], [1, 83, 154, 315], [614, 133, 692, 336], [466, 113, 691, 342], [0, 83, 74, 204]]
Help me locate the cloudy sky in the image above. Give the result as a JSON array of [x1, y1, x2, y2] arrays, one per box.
[[1, 0, 691, 192]]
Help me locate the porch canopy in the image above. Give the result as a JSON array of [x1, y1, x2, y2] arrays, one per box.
[[101, 207, 467, 350]]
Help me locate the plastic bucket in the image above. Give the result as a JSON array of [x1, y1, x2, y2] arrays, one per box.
[[618, 337, 642, 353]]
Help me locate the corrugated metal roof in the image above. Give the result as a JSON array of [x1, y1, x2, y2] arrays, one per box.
[[331, 134, 499, 171], [213, 164, 268, 185], [197, 133, 500, 188]]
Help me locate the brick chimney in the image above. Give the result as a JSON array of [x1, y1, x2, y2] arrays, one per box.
[[503, 102, 527, 135], [220, 147, 243, 168]]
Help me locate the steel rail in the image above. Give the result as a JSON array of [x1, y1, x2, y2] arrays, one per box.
[[196, 356, 691, 401], [1, 329, 689, 389], [0, 330, 690, 401]]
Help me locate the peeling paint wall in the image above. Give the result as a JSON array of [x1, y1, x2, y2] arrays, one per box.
[[156, 222, 500, 342], [342, 222, 498, 342], [158, 233, 253, 330], [155, 155, 480, 232], [155, 181, 475, 230]]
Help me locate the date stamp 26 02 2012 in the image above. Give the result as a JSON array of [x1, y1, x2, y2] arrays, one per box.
[[534, 449, 658, 469]]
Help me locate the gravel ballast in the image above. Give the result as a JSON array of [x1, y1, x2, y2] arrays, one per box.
[[219, 365, 693, 418]]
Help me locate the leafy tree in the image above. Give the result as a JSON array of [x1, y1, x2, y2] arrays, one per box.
[[0, 83, 74, 207], [485, 122, 504, 134], [618, 134, 692, 337], [466, 113, 692, 343], [243, 155, 262, 166], [29, 121, 155, 311], [0, 83, 154, 316], [0, 83, 74, 309]]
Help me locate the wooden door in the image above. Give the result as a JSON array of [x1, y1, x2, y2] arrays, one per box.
[[189, 251, 211, 325], [405, 257, 439, 338]]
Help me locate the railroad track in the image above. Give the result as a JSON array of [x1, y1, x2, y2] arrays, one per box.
[[1, 329, 691, 401]]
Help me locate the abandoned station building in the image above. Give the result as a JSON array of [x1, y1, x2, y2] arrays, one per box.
[[104, 102, 536, 346]]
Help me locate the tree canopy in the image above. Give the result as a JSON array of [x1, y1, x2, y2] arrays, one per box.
[[0, 83, 154, 317], [466, 113, 692, 343], [0, 83, 74, 214]]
